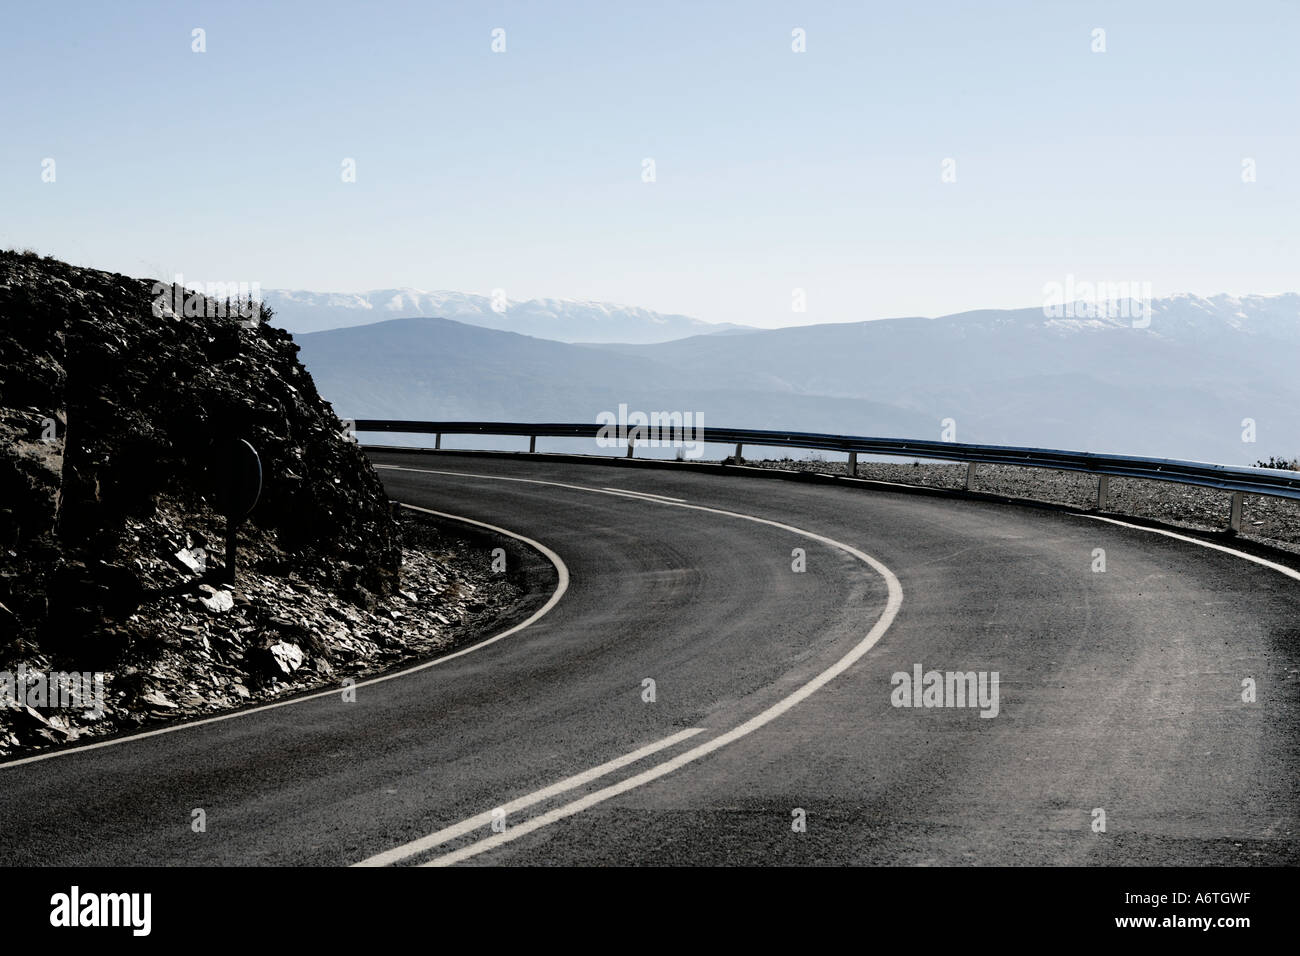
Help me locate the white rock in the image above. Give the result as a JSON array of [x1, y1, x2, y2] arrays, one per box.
[[199, 588, 234, 613], [174, 548, 205, 575], [270, 641, 305, 675], [142, 690, 176, 709]]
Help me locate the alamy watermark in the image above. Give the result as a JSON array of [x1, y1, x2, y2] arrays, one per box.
[[2, 665, 105, 717], [50, 886, 151, 936], [890, 663, 1000, 718], [150, 274, 263, 326], [1041, 274, 1152, 327], [596, 404, 706, 459]]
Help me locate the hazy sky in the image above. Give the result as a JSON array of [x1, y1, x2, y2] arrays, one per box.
[[3, 0, 1296, 328]]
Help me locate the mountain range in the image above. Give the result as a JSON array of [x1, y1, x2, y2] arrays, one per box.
[[265, 288, 749, 343], [292, 293, 1300, 466]]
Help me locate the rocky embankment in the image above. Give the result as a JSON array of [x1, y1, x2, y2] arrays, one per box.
[[0, 250, 534, 756]]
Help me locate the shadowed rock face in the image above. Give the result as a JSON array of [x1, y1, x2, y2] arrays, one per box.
[[0, 250, 401, 663]]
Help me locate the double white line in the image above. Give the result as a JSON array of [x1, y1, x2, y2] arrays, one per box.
[[354, 727, 705, 866]]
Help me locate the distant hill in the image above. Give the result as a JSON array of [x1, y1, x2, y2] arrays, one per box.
[[265, 288, 750, 343], [295, 294, 1300, 465], [294, 317, 934, 443]]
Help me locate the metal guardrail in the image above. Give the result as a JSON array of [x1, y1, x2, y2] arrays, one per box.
[[352, 419, 1300, 531]]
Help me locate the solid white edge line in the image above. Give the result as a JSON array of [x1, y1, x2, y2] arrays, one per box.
[[0, 506, 569, 771], [1083, 514, 1300, 582], [352, 727, 706, 866]]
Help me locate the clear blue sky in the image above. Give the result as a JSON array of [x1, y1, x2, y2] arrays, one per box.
[[2, 0, 1296, 327]]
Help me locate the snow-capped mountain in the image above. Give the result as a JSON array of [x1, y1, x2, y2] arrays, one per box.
[[264, 288, 750, 343]]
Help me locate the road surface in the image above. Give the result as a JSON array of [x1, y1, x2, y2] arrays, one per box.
[[2, 452, 1297, 866]]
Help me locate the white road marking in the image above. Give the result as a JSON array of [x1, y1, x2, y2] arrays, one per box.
[[365, 463, 905, 866], [352, 727, 705, 866], [0, 508, 568, 771], [1085, 514, 1300, 583], [599, 487, 688, 503], [376, 463, 649, 498]]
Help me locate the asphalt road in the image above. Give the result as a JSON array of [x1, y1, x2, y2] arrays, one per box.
[[3, 451, 1297, 866]]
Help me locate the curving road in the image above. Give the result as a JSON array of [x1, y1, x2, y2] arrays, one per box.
[[2, 451, 1298, 866]]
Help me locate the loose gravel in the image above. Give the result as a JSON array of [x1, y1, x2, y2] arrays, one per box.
[[744, 457, 1300, 558]]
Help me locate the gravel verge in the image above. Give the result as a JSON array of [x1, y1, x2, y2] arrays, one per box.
[[0, 509, 556, 759], [743, 456, 1300, 557]]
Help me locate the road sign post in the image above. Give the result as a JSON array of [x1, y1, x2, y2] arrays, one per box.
[[210, 439, 262, 584]]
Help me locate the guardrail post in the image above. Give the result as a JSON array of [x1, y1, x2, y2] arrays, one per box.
[[529, 435, 536, 454], [965, 462, 977, 490], [1096, 475, 1109, 511], [847, 451, 857, 477], [734, 443, 743, 462], [1228, 491, 1244, 534], [435, 432, 441, 450]]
